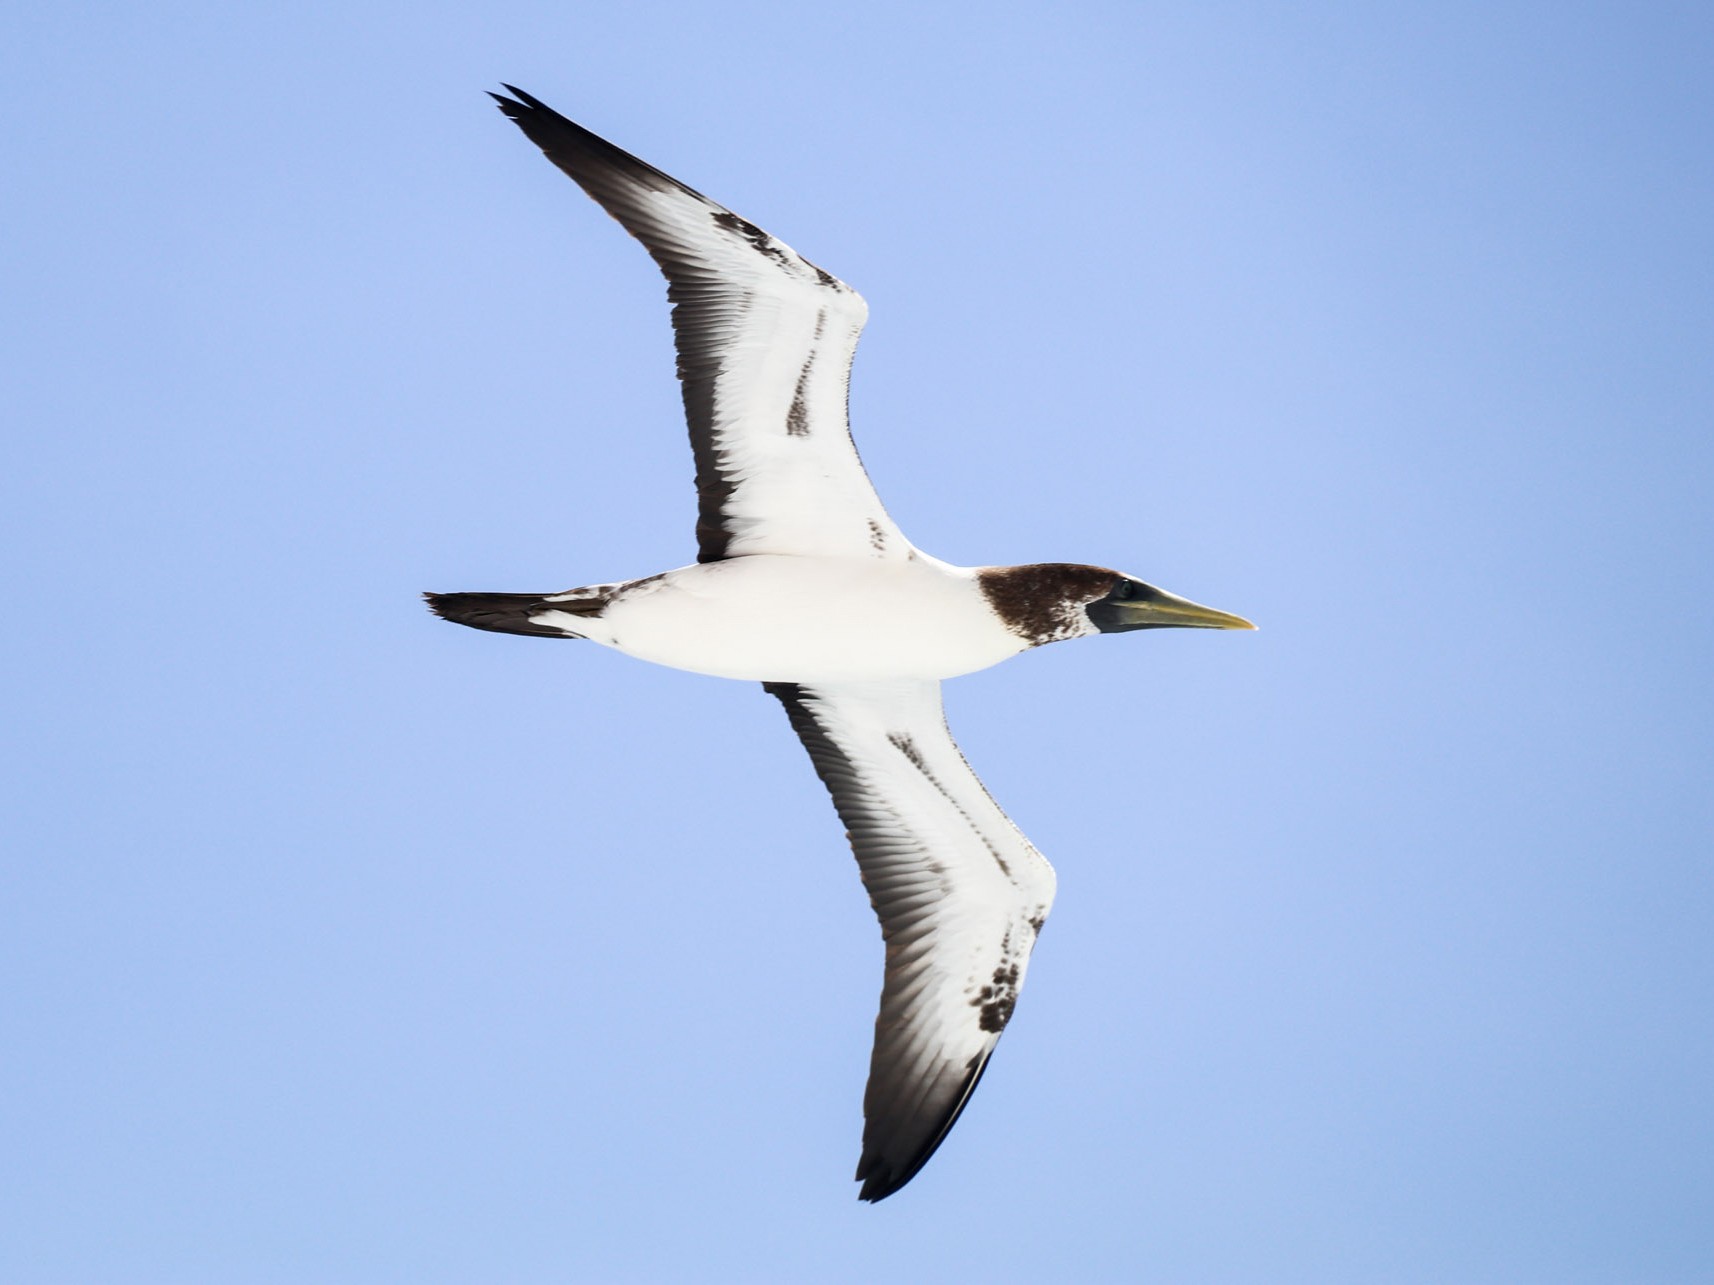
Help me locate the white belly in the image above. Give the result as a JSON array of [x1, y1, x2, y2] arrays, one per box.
[[568, 555, 1028, 683]]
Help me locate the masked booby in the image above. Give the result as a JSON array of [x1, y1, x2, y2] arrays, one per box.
[[427, 86, 1254, 1202]]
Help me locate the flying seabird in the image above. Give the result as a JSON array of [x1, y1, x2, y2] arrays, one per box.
[[427, 86, 1254, 1202]]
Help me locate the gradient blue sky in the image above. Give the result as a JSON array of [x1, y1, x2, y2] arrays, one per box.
[[5, 3, 1712, 1282]]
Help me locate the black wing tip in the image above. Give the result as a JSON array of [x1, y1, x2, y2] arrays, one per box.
[[487, 84, 571, 135], [856, 1171, 909, 1204], [482, 83, 724, 212], [852, 1140, 941, 1203], [852, 1049, 997, 1203], [488, 85, 550, 130], [490, 83, 544, 110]]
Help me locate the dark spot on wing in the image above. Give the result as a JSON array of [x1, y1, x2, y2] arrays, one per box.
[[974, 960, 1021, 1033], [979, 993, 1016, 1033], [711, 209, 795, 270], [1027, 913, 1045, 935], [786, 358, 814, 436], [887, 732, 1010, 879], [887, 732, 925, 771], [977, 564, 1122, 645], [867, 520, 888, 552], [708, 211, 844, 290], [609, 570, 667, 600]]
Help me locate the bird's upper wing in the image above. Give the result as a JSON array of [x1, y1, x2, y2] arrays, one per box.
[[764, 679, 1057, 1202], [490, 87, 910, 564]]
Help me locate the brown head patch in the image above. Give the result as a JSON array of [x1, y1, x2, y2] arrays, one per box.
[[977, 563, 1121, 645]]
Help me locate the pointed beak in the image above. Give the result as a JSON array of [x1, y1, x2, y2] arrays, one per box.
[[1111, 589, 1256, 631]]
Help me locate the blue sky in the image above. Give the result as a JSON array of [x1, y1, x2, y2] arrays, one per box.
[[4, 2, 1711, 1281]]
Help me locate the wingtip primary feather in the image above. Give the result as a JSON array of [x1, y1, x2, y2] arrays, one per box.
[[488, 85, 547, 124], [852, 1041, 998, 1203]]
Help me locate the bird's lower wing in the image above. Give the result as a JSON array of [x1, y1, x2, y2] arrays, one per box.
[[764, 679, 1057, 1201]]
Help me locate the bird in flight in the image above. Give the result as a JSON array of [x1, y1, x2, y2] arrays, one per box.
[[428, 86, 1254, 1202]]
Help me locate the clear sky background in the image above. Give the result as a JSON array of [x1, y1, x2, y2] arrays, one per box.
[[4, 3, 1711, 1282]]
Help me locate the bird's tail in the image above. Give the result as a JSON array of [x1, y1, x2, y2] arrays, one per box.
[[423, 589, 602, 638]]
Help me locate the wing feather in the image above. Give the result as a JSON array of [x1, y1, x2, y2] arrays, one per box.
[[490, 88, 910, 563], [765, 680, 1057, 1202]]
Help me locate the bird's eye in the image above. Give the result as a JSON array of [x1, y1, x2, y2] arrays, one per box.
[[1112, 580, 1135, 600]]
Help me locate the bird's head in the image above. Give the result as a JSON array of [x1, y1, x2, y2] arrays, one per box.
[[978, 564, 1255, 646]]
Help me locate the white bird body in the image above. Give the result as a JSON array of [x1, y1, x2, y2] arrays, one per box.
[[542, 555, 1044, 683]]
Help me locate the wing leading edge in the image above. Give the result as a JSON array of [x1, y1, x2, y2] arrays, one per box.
[[764, 680, 1057, 1201]]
